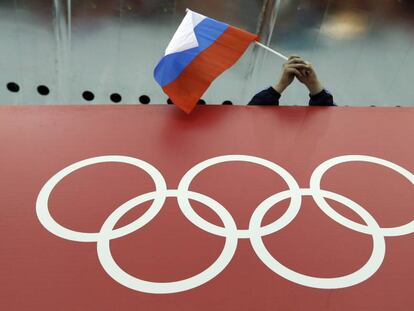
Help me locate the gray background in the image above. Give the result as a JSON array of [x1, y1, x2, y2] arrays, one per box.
[[0, 0, 413, 106]]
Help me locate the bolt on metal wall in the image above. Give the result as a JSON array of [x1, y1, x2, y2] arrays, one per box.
[[0, 0, 413, 106]]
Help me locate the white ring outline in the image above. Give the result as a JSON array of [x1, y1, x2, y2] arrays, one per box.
[[177, 155, 302, 238], [310, 155, 414, 237], [249, 188, 386, 289], [97, 189, 238, 294], [34, 154, 413, 293], [36, 156, 167, 242]]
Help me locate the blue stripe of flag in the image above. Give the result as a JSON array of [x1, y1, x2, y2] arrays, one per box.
[[154, 17, 229, 87]]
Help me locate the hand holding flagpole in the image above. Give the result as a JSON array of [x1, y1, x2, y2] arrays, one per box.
[[255, 41, 288, 61]]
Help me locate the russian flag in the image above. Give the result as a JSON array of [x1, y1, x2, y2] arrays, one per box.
[[154, 9, 258, 113]]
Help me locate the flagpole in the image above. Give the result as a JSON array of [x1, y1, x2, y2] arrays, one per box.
[[255, 41, 289, 61]]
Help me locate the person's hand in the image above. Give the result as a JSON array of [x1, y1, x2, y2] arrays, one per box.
[[273, 56, 310, 94], [289, 56, 324, 95]]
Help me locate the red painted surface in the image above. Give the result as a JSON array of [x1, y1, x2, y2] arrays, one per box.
[[0, 105, 413, 310]]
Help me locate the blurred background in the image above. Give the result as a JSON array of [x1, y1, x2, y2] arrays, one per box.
[[0, 0, 413, 106]]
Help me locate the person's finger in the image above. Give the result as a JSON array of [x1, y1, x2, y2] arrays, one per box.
[[300, 69, 311, 77], [288, 55, 301, 60], [286, 68, 303, 78], [304, 61, 315, 71], [288, 55, 303, 63], [288, 58, 307, 65], [286, 63, 310, 70], [298, 61, 314, 73]]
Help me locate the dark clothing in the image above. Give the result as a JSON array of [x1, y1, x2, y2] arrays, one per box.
[[248, 87, 336, 106]]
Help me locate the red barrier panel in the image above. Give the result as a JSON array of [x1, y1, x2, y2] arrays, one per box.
[[0, 106, 413, 310]]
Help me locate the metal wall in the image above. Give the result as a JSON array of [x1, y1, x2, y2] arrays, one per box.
[[0, 0, 413, 106]]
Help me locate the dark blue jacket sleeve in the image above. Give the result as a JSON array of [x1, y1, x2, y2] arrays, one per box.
[[309, 89, 336, 106], [249, 87, 336, 106], [248, 87, 281, 106]]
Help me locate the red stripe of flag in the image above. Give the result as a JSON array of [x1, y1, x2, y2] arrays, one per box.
[[163, 26, 258, 114]]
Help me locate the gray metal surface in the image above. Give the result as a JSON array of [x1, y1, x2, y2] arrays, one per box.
[[0, 0, 413, 106]]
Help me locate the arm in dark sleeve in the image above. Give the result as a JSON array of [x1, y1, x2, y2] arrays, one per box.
[[248, 87, 281, 106], [309, 89, 336, 106]]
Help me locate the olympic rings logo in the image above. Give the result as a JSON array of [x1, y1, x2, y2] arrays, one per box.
[[36, 155, 414, 294]]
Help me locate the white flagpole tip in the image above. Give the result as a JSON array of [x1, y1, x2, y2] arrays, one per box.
[[255, 41, 289, 61]]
